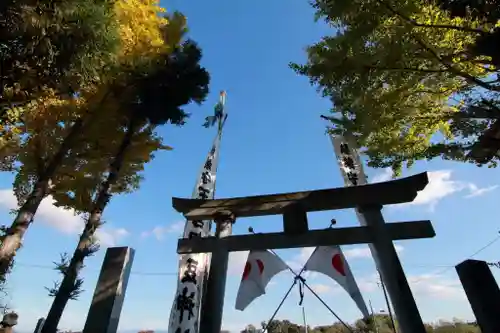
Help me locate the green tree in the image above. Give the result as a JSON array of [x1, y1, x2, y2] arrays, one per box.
[[0, 0, 185, 283], [40, 26, 209, 333], [245, 317, 480, 333], [0, 0, 120, 128], [291, 0, 500, 175], [45, 253, 87, 302], [0, 226, 11, 314], [241, 324, 260, 333]]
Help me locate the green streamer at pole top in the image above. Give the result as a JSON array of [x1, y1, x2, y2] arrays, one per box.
[[203, 90, 228, 130]]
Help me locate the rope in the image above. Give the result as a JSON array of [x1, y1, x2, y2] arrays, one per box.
[[248, 227, 353, 332], [268, 250, 353, 332], [262, 278, 298, 333], [298, 277, 305, 306], [301, 279, 354, 333]]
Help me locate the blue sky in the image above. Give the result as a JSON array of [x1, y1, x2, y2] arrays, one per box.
[[1, 0, 500, 332]]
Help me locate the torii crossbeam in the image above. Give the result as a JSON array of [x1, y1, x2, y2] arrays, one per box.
[[173, 172, 434, 333], [174, 172, 433, 254]]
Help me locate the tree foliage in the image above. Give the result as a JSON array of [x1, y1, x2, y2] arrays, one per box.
[[0, 0, 120, 126], [243, 317, 480, 333], [45, 252, 89, 301], [0, 0, 187, 273], [291, 0, 500, 175], [37, 3, 209, 332], [0, 1, 209, 331]]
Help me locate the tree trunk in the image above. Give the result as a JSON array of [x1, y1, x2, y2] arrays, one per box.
[[0, 117, 86, 279], [0, 90, 112, 281], [41, 116, 138, 333]]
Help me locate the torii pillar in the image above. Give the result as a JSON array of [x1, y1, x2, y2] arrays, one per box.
[[199, 211, 235, 333], [175, 172, 434, 333]]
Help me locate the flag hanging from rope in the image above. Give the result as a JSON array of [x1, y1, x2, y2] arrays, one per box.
[[167, 91, 228, 333], [303, 245, 370, 318], [235, 250, 288, 311]]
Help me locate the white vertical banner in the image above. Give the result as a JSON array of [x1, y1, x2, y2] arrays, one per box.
[[168, 92, 227, 333], [330, 133, 382, 267], [330, 134, 368, 187]]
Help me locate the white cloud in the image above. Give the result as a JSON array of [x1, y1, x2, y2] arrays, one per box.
[[409, 273, 465, 300], [379, 170, 499, 211], [356, 274, 380, 293], [286, 247, 315, 272], [312, 270, 465, 300], [96, 227, 129, 247], [285, 247, 320, 279], [344, 244, 404, 259], [465, 184, 498, 198], [140, 221, 185, 241], [343, 247, 373, 259], [409, 170, 467, 210], [371, 168, 393, 183], [309, 283, 339, 294], [0, 189, 128, 247], [355, 271, 464, 299]]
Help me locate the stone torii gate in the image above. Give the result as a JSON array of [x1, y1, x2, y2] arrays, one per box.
[[174, 172, 435, 333]]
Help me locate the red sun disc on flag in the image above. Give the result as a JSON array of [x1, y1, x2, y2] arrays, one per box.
[[242, 261, 251, 280], [332, 254, 346, 276], [256, 259, 264, 274]]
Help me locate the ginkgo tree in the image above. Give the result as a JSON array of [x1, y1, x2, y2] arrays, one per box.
[[291, 0, 500, 175], [40, 40, 209, 333], [29, 84, 174, 333], [39, 11, 208, 333], [0, 0, 120, 140], [0, 0, 200, 287]]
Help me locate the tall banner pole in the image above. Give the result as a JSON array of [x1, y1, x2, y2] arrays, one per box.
[[329, 130, 426, 333], [168, 91, 228, 333]]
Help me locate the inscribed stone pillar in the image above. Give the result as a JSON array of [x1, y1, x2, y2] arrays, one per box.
[[33, 318, 45, 333], [83, 247, 135, 333], [456, 259, 500, 333]]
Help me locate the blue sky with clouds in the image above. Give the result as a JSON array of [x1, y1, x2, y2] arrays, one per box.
[[1, 0, 500, 332]]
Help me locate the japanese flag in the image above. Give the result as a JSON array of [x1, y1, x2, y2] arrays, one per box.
[[235, 250, 288, 311], [304, 246, 369, 318]]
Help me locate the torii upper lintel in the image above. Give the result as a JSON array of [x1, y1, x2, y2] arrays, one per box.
[[172, 172, 429, 220]]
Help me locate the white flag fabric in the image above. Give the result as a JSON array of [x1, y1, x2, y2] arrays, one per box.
[[235, 250, 288, 311], [304, 246, 370, 318]]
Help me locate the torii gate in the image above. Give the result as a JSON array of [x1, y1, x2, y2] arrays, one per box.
[[174, 172, 434, 333]]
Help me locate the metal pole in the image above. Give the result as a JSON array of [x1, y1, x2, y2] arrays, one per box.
[[357, 205, 426, 333], [199, 214, 234, 333], [378, 270, 397, 333], [369, 301, 379, 333], [302, 307, 308, 333]]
